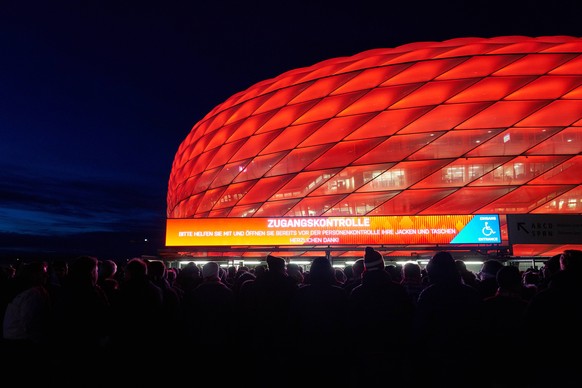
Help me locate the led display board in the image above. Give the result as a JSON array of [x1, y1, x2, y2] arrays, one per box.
[[166, 214, 501, 247]]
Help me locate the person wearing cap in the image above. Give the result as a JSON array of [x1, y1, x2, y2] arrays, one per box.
[[265, 254, 287, 273], [346, 247, 414, 387], [183, 262, 234, 338], [363, 246, 385, 272]]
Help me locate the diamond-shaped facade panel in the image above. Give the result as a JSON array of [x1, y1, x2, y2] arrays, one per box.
[[167, 36, 582, 231]]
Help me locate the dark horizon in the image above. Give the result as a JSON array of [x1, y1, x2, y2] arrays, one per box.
[[0, 229, 165, 264]]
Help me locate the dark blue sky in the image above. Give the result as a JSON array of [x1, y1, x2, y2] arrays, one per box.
[[1, 0, 580, 260]]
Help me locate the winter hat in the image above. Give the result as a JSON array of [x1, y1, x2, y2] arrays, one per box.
[[266, 254, 286, 272], [427, 251, 459, 283], [202, 261, 220, 279], [364, 247, 384, 271]]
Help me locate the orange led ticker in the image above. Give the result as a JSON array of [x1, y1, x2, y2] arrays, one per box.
[[166, 215, 501, 247]]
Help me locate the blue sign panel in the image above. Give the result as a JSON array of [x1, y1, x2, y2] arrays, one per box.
[[450, 214, 501, 244]]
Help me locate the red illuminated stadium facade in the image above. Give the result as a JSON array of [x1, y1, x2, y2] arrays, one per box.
[[165, 36, 582, 263]]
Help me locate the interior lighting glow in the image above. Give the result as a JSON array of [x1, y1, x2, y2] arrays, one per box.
[[289, 260, 311, 265]]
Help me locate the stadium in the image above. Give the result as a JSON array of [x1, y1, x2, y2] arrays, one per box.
[[163, 35, 582, 269]]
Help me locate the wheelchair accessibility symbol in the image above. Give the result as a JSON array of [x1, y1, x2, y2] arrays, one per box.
[[482, 222, 496, 237]]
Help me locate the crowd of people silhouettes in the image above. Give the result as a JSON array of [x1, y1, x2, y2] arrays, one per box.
[[1, 248, 581, 388]]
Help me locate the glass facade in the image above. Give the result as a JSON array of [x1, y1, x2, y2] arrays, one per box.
[[167, 36, 582, 259]]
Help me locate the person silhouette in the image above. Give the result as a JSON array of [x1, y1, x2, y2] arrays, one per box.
[[347, 247, 414, 387], [524, 249, 582, 387], [288, 257, 348, 387], [413, 251, 484, 388]]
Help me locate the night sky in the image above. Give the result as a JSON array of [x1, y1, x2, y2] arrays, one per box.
[[1, 0, 580, 261]]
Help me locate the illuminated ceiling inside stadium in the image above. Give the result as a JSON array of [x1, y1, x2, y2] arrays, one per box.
[[166, 36, 582, 261]]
